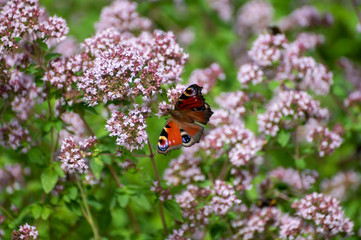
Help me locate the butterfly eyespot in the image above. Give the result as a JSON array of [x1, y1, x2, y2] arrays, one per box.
[[182, 134, 191, 143], [158, 137, 169, 151]]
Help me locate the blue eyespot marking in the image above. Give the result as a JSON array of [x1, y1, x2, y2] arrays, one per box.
[[182, 134, 191, 143]]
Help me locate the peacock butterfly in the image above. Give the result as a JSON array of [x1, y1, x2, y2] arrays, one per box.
[[157, 84, 213, 155]]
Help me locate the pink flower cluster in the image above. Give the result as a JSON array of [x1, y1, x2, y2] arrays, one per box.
[[58, 136, 97, 174], [232, 206, 282, 239], [0, 0, 68, 54], [236, 0, 273, 35], [215, 91, 249, 118], [280, 6, 333, 31], [269, 167, 318, 191], [279, 215, 314, 240], [306, 126, 342, 157], [0, 119, 31, 153], [176, 181, 241, 226], [0, 164, 29, 194], [237, 63, 264, 86], [11, 223, 38, 240], [321, 171, 360, 200], [157, 84, 185, 116], [211, 180, 241, 215], [176, 185, 212, 226], [150, 181, 172, 202], [258, 90, 329, 136], [206, 0, 232, 21], [344, 90, 361, 107], [201, 123, 262, 164], [105, 104, 150, 152], [292, 192, 354, 237], [248, 33, 288, 66], [78, 30, 187, 106], [163, 154, 205, 186], [339, 57, 361, 90], [188, 63, 225, 94], [277, 33, 332, 95], [95, 0, 152, 34]]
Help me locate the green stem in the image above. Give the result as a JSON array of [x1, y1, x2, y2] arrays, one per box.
[[48, 97, 54, 163], [0, 205, 14, 220], [77, 180, 101, 240], [107, 164, 141, 234], [147, 136, 168, 235]]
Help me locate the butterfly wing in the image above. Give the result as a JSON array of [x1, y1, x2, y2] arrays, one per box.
[[175, 84, 205, 110], [157, 84, 213, 155], [157, 118, 204, 155], [176, 84, 213, 125]]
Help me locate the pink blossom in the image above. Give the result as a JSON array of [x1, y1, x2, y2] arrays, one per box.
[[345, 90, 361, 107], [280, 6, 333, 31], [0, 119, 31, 153], [206, 0, 232, 21], [150, 181, 172, 202], [95, 0, 152, 34], [210, 180, 241, 215], [306, 126, 342, 157], [237, 63, 264, 86], [248, 33, 288, 66], [215, 91, 248, 118], [105, 104, 150, 152], [58, 136, 97, 174], [269, 167, 318, 190], [292, 192, 354, 237], [321, 171, 361, 200], [188, 63, 225, 94], [0, 164, 29, 194], [258, 90, 329, 136], [164, 155, 205, 186], [236, 0, 273, 35], [157, 84, 186, 116], [11, 223, 38, 240]]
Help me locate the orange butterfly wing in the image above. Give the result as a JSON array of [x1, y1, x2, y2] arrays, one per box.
[[157, 84, 213, 155]]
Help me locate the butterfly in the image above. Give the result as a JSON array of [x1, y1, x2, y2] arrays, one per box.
[[157, 84, 213, 155]]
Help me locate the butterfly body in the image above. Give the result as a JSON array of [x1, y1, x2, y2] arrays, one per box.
[[157, 84, 213, 155]]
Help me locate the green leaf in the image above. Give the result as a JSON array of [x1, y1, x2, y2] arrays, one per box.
[[13, 37, 22, 42], [117, 194, 129, 208], [164, 199, 183, 222], [68, 186, 78, 200], [37, 39, 48, 51], [90, 157, 103, 179], [41, 167, 58, 193], [284, 79, 295, 89], [277, 130, 291, 147], [269, 80, 281, 91], [41, 206, 51, 220], [131, 195, 151, 211], [44, 122, 52, 133], [54, 163, 65, 178], [53, 119, 63, 132], [295, 158, 306, 170], [32, 204, 42, 219], [45, 53, 62, 61], [28, 147, 44, 165]]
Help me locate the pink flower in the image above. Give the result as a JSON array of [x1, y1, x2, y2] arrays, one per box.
[[58, 136, 97, 174], [105, 104, 150, 152], [188, 63, 225, 94], [345, 90, 361, 107], [237, 63, 264, 86], [306, 126, 342, 157], [0, 119, 31, 153], [321, 171, 361, 200], [269, 167, 318, 190], [236, 0, 273, 35], [164, 155, 205, 186], [210, 180, 241, 215], [280, 6, 333, 31], [292, 192, 354, 237], [206, 0, 232, 21], [215, 91, 249, 118], [258, 90, 329, 136], [11, 223, 38, 240], [248, 33, 288, 66], [95, 0, 152, 34]]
